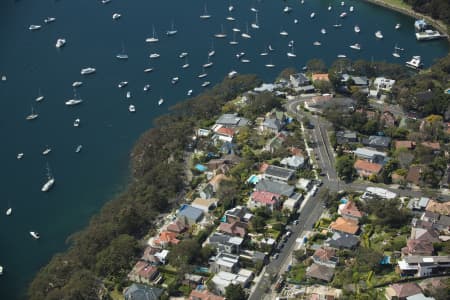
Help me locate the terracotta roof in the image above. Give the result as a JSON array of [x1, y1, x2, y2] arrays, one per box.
[[395, 140, 415, 150], [402, 239, 434, 256], [426, 200, 450, 216], [330, 217, 359, 235], [354, 159, 382, 174], [216, 127, 235, 137], [218, 221, 246, 237], [189, 289, 225, 300], [312, 73, 330, 82], [389, 283, 422, 298], [421, 141, 440, 151], [339, 201, 363, 219], [166, 219, 187, 233], [406, 165, 423, 185], [306, 263, 335, 282], [154, 231, 180, 245], [136, 262, 158, 279], [313, 247, 336, 262], [251, 191, 280, 205]]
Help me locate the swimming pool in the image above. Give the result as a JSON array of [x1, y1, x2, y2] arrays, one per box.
[[340, 198, 348, 204], [247, 174, 260, 184], [195, 164, 208, 172]]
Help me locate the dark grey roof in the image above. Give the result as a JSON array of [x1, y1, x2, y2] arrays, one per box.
[[216, 113, 249, 127], [263, 118, 282, 131], [336, 131, 358, 144], [256, 179, 295, 197], [362, 135, 391, 148], [209, 232, 233, 244], [124, 283, 163, 300], [265, 165, 295, 180], [290, 73, 310, 86], [178, 205, 204, 222], [327, 232, 359, 249]]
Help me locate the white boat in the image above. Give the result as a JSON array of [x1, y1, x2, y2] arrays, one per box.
[[143, 84, 151, 91], [375, 30, 383, 39], [214, 24, 227, 38], [310, 12, 316, 19], [349, 6, 354, 12], [395, 23, 401, 30], [80, 67, 96, 75], [187, 89, 193, 96], [171, 77, 179, 84], [241, 23, 251, 39], [75, 145, 82, 153], [198, 70, 208, 78], [1, 75, 6, 81], [26, 106, 39, 120], [283, 6, 292, 13], [65, 90, 83, 106], [280, 30, 288, 36], [395, 45, 405, 51], [30, 231, 40, 239], [287, 45, 296, 57], [166, 21, 178, 36], [241, 59, 250, 63], [29, 25, 41, 31], [101, 0, 111, 3], [229, 32, 239, 45], [44, 17, 56, 23], [328, 6, 332, 11], [232, 27, 241, 32], [128, 104, 136, 112], [126, 91, 131, 99], [35, 88, 44, 102], [116, 42, 128, 59], [17, 153, 24, 160], [228, 5, 234, 12], [236, 52, 245, 59], [72, 81, 83, 87], [0, 265, 3, 275], [112, 13, 121, 20], [179, 52, 188, 59], [41, 164, 55, 192], [415, 30, 444, 41], [260, 50, 268, 56], [203, 56, 213, 68], [158, 98, 164, 106], [201, 81, 210, 87], [337, 54, 347, 58], [349, 43, 361, 50], [251, 13, 260, 29], [144, 68, 153, 73], [354, 25, 361, 33], [333, 23, 342, 28], [182, 59, 190, 68], [321, 28, 327, 34], [228, 70, 238, 78], [118, 81, 128, 88], [268, 44, 275, 51], [226, 16, 235, 21], [6, 207, 12, 216], [42, 147, 52, 156], [55, 38, 66, 48], [341, 1, 345, 6], [405, 56, 422, 69], [294, 19, 299, 24], [200, 3, 211, 19], [146, 26, 159, 43], [208, 46, 215, 57], [340, 12, 347, 18], [73, 118, 80, 127], [149, 53, 160, 59], [392, 49, 400, 58], [313, 41, 322, 46], [265, 63, 275, 68]]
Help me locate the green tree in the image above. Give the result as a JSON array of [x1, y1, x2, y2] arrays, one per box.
[[225, 284, 247, 300], [335, 155, 356, 182], [306, 59, 327, 73]]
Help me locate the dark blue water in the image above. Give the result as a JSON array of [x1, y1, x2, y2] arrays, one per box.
[[0, 0, 447, 298]]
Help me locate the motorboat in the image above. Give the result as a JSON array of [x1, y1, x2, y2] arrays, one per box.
[[6, 207, 12, 216], [41, 164, 55, 192], [200, 4, 211, 19], [149, 53, 160, 59], [203, 56, 213, 68], [112, 13, 121, 20], [201, 81, 211, 87], [232, 27, 241, 32], [265, 63, 275, 68], [333, 23, 342, 28], [144, 68, 153, 73], [354, 25, 361, 33], [337, 54, 347, 58], [310, 12, 316, 19], [171, 77, 179, 84], [340, 12, 347, 18], [328, 6, 332, 11], [80, 67, 96, 75], [73, 118, 81, 127], [143, 84, 150, 91], [146, 26, 159, 43], [349, 43, 361, 50], [283, 6, 292, 13], [26, 106, 39, 120], [313, 41, 322, 46], [250, 7, 258, 13], [415, 30, 444, 41], [187, 89, 193, 96], [101, 0, 111, 3], [44, 17, 56, 23], [392, 49, 400, 58], [0, 265, 3, 275], [405, 56, 422, 69], [280, 30, 288, 36], [158, 98, 164, 106], [118, 81, 128, 88], [126, 91, 131, 99], [228, 70, 238, 78], [72, 81, 83, 87], [395, 23, 401, 30], [128, 104, 136, 112], [1, 75, 6, 81], [236, 52, 245, 59], [29, 25, 41, 30], [166, 21, 178, 36], [294, 19, 299, 24], [42, 147, 52, 156], [55, 38, 66, 48], [375, 30, 383, 39], [241, 59, 250, 63], [182, 60, 190, 68], [75, 145, 82, 153], [228, 5, 234, 12], [179, 52, 188, 59], [30, 231, 40, 239], [287, 45, 296, 57], [260, 51, 268, 56], [321, 28, 327, 34], [198, 71, 208, 78], [35, 88, 44, 102], [17, 153, 24, 160], [226, 16, 235, 21], [349, 6, 354, 12], [341, 1, 345, 6], [208, 49, 215, 57]]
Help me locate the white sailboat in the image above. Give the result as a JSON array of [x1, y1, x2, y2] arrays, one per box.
[[375, 30, 384, 39], [26, 106, 39, 120], [118, 81, 128, 88], [75, 145, 83, 153], [287, 44, 296, 57], [35, 88, 44, 102], [214, 24, 227, 38], [6, 207, 12, 216], [17, 153, 24, 160], [179, 52, 188, 59], [80, 67, 96, 75], [72, 81, 83, 87], [116, 42, 128, 59], [201, 81, 211, 87], [166, 21, 178, 36], [128, 104, 136, 113], [30, 231, 40, 239], [354, 25, 361, 33], [65, 89, 83, 106], [73, 118, 81, 127], [241, 23, 251, 39], [392, 44, 401, 58], [229, 31, 239, 45], [55, 38, 66, 48], [42, 147, 52, 156], [200, 3, 211, 19], [112, 13, 121, 20], [198, 68, 208, 78], [208, 40, 215, 57], [349, 43, 361, 50], [181, 58, 190, 69], [145, 26, 159, 43], [203, 55, 213, 68], [251, 12, 260, 29], [41, 163, 55, 192], [158, 98, 164, 106], [171, 77, 179, 84]]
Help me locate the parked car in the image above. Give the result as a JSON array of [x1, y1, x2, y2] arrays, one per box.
[[293, 220, 299, 225]]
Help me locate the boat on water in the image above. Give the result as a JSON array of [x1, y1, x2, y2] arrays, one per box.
[[310, 12, 316, 19], [126, 91, 131, 99], [65, 89, 83, 106], [265, 63, 276, 68], [146, 26, 159, 43], [200, 3, 211, 19], [26, 106, 39, 120], [321, 28, 327, 34], [6, 207, 12, 216], [415, 29, 444, 41], [228, 70, 238, 78], [349, 6, 354, 12], [392, 48, 400, 58], [42, 147, 51, 156], [251, 12, 260, 29], [55, 38, 66, 48], [0, 265, 3, 275], [328, 5, 332, 11], [75, 145, 82, 153], [232, 27, 241, 32], [198, 70, 208, 78], [354, 25, 360, 33], [349, 43, 361, 50], [1, 75, 6, 81], [128, 104, 136, 113], [268, 45, 275, 51], [80, 67, 96, 75], [228, 4, 234, 12], [241, 23, 251, 39], [35, 88, 44, 102], [229, 32, 239, 45], [395, 23, 401, 30], [182, 59, 190, 68], [116, 42, 128, 59], [118, 81, 128, 88], [112, 13, 121, 20], [143, 84, 150, 91], [158, 98, 164, 106], [29, 25, 41, 31], [283, 6, 292, 13], [226, 16, 235, 21], [166, 21, 178, 36], [74, 118, 81, 127], [72, 81, 83, 87], [41, 164, 55, 192], [144, 68, 153, 73], [44, 17, 56, 23], [17, 153, 24, 160], [187, 89, 193, 96], [395, 45, 405, 51], [341, 1, 345, 6], [405, 56, 422, 69], [208, 41, 215, 56], [280, 29, 288, 36], [260, 50, 268, 56], [333, 23, 342, 28], [287, 45, 296, 57], [214, 24, 227, 38], [337, 54, 347, 58], [236, 52, 245, 59], [101, 0, 111, 3], [30, 231, 40, 239], [203, 56, 213, 68], [201, 81, 211, 87], [313, 41, 322, 46], [375, 30, 383, 39], [171, 77, 179, 84], [294, 19, 298, 24], [241, 59, 250, 63], [250, 7, 258, 13], [149, 53, 160, 59], [340, 12, 347, 18]]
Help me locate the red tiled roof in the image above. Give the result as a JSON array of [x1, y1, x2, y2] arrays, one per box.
[[406, 165, 423, 185], [189, 289, 225, 300], [251, 191, 280, 205], [313, 247, 336, 262], [395, 140, 415, 150], [218, 221, 246, 237], [167, 219, 187, 233], [354, 159, 382, 174], [330, 217, 359, 235], [312, 73, 330, 82], [339, 201, 363, 219], [154, 231, 180, 245], [216, 127, 235, 137], [402, 239, 434, 256]]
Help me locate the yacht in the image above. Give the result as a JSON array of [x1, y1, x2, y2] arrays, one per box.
[[241, 59, 250, 63], [333, 23, 342, 28], [80, 67, 96, 75], [72, 81, 83, 87], [392, 48, 400, 58], [201, 81, 211, 87], [42, 147, 52, 156], [265, 62, 276, 68], [250, 7, 258, 13], [232, 27, 241, 32], [158, 98, 164, 106], [198, 70, 208, 78], [73, 118, 81, 127], [313, 41, 322, 46], [55, 38, 66, 48], [337, 54, 347, 58], [287, 45, 296, 57], [35, 88, 44, 102], [101, 0, 111, 3], [144, 68, 154, 73], [229, 32, 239, 45], [6, 207, 12, 216], [128, 104, 136, 113], [65, 90, 83, 106], [203, 56, 213, 68], [375, 30, 383, 39], [75, 145, 82, 153], [26, 106, 39, 120], [143, 84, 151, 92], [30, 231, 40, 239], [321, 28, 327, 34], [29, 25, 41, 31], [112, 13, 121, 20], [228, 5, 234, 12], [415, 30, 444, 41], [17, 153, 24, 160], [44, 17, 56, 23], [280, 30, 288, 36], [200, 4, 211, 19], [294, 19, 299, 24], [179, 52, 188, 59], [118, 81, 128, 88], [395, 23, 401, 30], [149, 53, 160, 59], [228, 70, 238, 78], [116, 42, 128, 59], [310, 12, 316, 19], [251, 13, 260, 29], [146, 26, 159, 43], [405, 56, 422, 69], [340, 12, 347, 18], [126, 91, 131, 99], [187, 89, 193, 96], [349, 43, 361, 50], [236, 52, 245, 59], [349, 6, 354, 12], [354, 25, 361, 33], [283, 6, 293, 13], [214, 24, 227, 38], [41, 164, 55, 192], [328, 5, 332, 11], [182, 59, 190, 68], [166, 21, 178, 36], [241, 23, 251, 39], [226, 16, 235, 21], [171, 77, 179, 84]]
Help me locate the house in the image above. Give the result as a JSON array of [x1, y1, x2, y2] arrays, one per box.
[[330, 217, 359, 235], [382, 111, 396, 127], [426, 200, 450, 216], [354, 159, 383, 178], [211, 270, 254, 294], [297, 178, 313, 191], [178, 205, 204, 225], [166, 218, 188, 234], [154, 249, 169, 264], [224, 206, 253, 224], [338, 201, 364, 221], [183, 274, 204, 289], [240, 250, 268, 265], [128, 261, 160, 284], [402, 239, 434, 256], [353, 147, 387, 164], [311, 73, 330, 82], [248, 191, 281, 211], [261, 118, 283, 133], [325, 232, 359, 249], [341, 74, 369, 87], [153, 231, 180, 247], [306, 263, 335, 282], [265, 132, 287, 152], [304, 285, 343, 300], [290, 73, 310, 87], [209, 252, 240, 273], [189, 289, 225, 300], [215, 113, 249, 128], [264, 165, 295, 182], [191, 198, 218, 214], [362, 135, 391, 150], [407, 165, 424, 186], [395, 140, 416, 150], [373, 77, 396, 92], [385, 283, 423, 300], [141, 246, 162, 265], [283, 195, 302, 212], [280, 155, 305, 169], [336, 130, 358, 145], [312, 247, 338, 268], [409, 197, 430, 211], [206, 232, 244, 254], [256, 179, 295, 197], [410, 227, 440, 244], [123, 283, 163, 300], [397, 255, 450, 277], [421, 142, 441, 153], [213, 126, 235, 142], [218, 221, 247, 237]]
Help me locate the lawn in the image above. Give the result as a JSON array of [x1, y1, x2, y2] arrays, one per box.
[[109, 289, 124, 300], [288, 263, 307, 283]]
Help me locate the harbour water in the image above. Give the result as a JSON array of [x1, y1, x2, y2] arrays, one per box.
[[0, 0, 447, 298]]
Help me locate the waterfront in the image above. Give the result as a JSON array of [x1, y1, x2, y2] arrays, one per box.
[[0, 0, 448, 299]]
